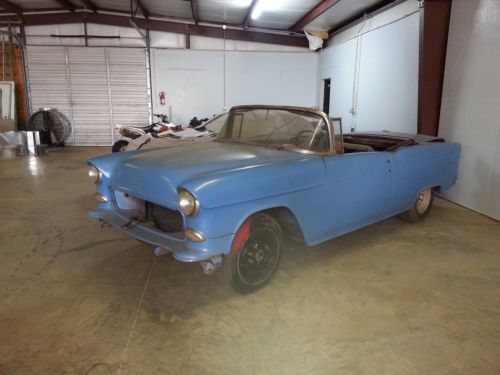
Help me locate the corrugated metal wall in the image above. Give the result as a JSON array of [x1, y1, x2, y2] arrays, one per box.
[[26, 46, 150, 146]]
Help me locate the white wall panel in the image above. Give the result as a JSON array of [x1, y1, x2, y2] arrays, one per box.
[[317, 11, 419, 133], [225, 52, 317, 108], [328, 0, 420, 46], [317, 40, 356, 127], [26, 24, 85, 46], [151, 49, 317, 125], [149, 31, 186, 49], [86, 24, 146, 47], [356, 13, 419, 133], [439, 0, 500, 220], [190, 36, 308, 52], [151, 49, 225, 125]]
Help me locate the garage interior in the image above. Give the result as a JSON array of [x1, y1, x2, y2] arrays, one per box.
[[1, 0, 499, 374]]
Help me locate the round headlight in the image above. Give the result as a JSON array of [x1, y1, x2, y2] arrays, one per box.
[[178, 190, 200, 217], [88, 165, 102, 184]]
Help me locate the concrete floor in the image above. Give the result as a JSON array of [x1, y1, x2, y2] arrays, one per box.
[[0, 147, 499, 375]]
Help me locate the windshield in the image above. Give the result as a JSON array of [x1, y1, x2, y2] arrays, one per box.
[[199, 113, 228, 133], [217, 108, 330, 152]]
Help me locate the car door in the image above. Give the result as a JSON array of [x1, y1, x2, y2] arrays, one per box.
[[321, 152, 395, 240]]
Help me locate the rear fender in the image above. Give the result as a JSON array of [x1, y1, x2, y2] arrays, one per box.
[[392, 142, 461, 212]]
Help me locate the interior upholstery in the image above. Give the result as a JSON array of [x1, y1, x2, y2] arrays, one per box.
[[343, 142, 375, 153]]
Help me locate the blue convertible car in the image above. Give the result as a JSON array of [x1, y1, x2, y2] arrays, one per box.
[[88, 105, 460, 293]]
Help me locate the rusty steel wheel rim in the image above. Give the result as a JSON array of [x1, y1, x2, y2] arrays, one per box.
[[416, 189, 432, 214]]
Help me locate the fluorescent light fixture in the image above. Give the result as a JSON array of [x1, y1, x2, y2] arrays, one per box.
[[234, 0, 252, 6], [251, 6, 263, 20], [251, 0, 285, 20]]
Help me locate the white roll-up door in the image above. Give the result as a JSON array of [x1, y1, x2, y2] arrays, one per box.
[[107, 48, 152, 143], [68, 47, 110, 145], [27, 46, 151, 146], [26, 46, 72, 124]]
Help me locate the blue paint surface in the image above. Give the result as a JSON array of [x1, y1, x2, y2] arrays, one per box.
[[89, 136, 460, 262]]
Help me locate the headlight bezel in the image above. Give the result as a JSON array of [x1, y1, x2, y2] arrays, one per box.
[[178, 189, 200, 217], [88, 164, 102, 185]]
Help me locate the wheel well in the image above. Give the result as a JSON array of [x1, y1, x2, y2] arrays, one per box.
[[259, 207, 305, 243]]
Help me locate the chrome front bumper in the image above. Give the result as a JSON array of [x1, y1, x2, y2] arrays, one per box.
[[88, 209, 233, 262]]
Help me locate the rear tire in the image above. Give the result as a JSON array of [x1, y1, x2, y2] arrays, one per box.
[[220, 214, 282, 294], [112, 140, 129, 153], [398, 188, 434, 223]]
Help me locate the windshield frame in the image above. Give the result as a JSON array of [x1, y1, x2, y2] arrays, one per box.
[[217, 105, 335, 155], [195, 112, 227, 132]]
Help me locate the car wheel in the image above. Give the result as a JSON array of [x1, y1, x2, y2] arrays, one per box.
[[398, 188, 434, 223], [222, 214, 282, 294], [111, 140, 129, 153]]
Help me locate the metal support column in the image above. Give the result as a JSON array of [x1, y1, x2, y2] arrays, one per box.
[[417, 0, 452, 136]]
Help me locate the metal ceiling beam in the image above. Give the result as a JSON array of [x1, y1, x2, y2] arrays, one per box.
[[53, 0, 76, 12], [190, 0, 198, 25], [135, 0, 149, 19], [328, 0, 400, 36], [3, 12, 308, 47], [290, 0, 341, 32], [0, 7, 60, 14], [243, 0, 258, 29], [81, 0, 97, 12], [0, 0, 22, 15]]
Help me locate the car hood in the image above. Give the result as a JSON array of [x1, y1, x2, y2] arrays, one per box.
[[108, 141, 315, 207]]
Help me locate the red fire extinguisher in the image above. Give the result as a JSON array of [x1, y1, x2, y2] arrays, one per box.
[[159, 91, 166, 105]]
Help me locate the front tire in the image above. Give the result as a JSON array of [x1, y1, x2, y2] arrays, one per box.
[[398, 188, 434, 222], [222, 214, 282, 294], [111, 140, 129, 153]]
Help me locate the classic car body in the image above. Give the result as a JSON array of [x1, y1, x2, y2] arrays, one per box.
[[88, 105, 460, 292]]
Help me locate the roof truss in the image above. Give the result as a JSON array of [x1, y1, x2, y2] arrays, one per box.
[[0, 0, 22, 15], [290, 0, 341, 32], [134, 0, 149, 19], [81, 0, 97, 13], [0, 12, 308, 48], [53, 0, 76, 12]]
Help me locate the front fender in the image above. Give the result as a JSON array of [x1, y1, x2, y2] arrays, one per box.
[[182, 156, 324, 209], [88, 148, 155, 179], [183, 157, 327, 245]]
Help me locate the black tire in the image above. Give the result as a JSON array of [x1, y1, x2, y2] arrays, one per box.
[[111, 140, 129, 153], [398, 188, 434, 223], [221, 214, 282, 294]]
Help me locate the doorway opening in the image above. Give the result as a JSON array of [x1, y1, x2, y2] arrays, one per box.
[[322, 78, 331, 114]]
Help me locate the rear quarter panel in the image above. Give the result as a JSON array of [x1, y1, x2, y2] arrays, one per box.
[[392, 142, 461, 213]]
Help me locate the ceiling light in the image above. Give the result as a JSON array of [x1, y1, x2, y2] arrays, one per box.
[[251, 0, 285, 20]]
